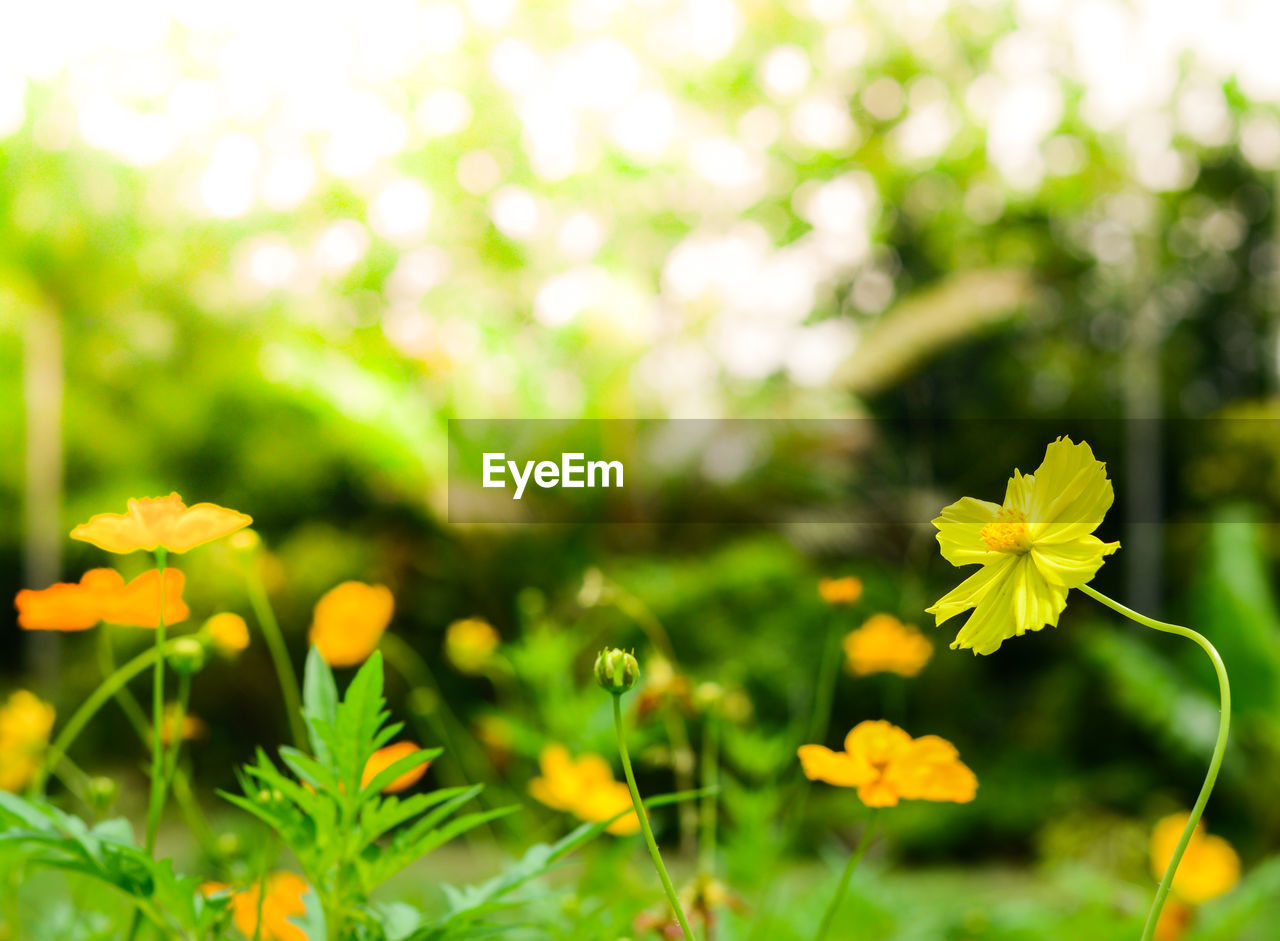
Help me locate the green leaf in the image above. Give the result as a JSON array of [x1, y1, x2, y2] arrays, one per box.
[[303, 646, 339, 764]]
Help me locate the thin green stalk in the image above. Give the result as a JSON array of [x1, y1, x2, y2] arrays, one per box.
[[663, 708, 698, 854], [612, 694, 697, 941], [242, 561, 307, 748], [144, 547, 169, 855], [698, 708, 720, 879], [1079, 584, 1231, 941], [807, 610, 843, 748], [379, 633, 483, 789], [813, 811, 879, 941], [30, 638, 185, 796], [162, 670, 192, 791], [100, 628, 217, 859]]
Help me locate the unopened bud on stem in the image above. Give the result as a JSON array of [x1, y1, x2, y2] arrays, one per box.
[[594, 647, 640, 695]]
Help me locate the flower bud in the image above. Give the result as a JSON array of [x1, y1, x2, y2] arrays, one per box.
[[170, 637, 206, 675], [594, 648, 640, 695], [228, 529, 261, 553], [86, 776, 118, 815], [204, 613, 249, 657]]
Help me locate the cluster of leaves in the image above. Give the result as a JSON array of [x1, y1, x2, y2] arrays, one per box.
[[221, 649, 514, 938], [0, 791, 225, 938]]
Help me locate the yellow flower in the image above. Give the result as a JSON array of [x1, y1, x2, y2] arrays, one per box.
[[71, 493, 251, 555], [529, 744, 640, 835], [202, 872, 308, 941], [362, 741, 430, 793], [798, 719, 977, 808], [159, 704, 208, 746], [1150, 812, 1240, 905], [0, 691, 55, 793], [818, 576, 863, 605], [927, 437, 1120, 655], [308, 581, 394, 667], [205, 613, 250, 656], [843, 613, 933, 677], [16, 568, 190, 631], [444, 618, 499, 674]]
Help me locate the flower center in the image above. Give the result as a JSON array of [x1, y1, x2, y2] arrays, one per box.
[[980, 508, 1031, 553]]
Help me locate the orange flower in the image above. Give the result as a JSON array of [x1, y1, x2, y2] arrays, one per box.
[[71, 493, 251, 555], [529, 743, 640, 835], [362, 741, 430, 793], [0, 691, 55, 793], [308, 582, 394, 667], [16, 568, 189, 631], [1154, 898, 1193, 941], [205, 613, 250, 656], [1150, 813, 1240, 905], [798, 720, 977, 808], [444, 618, 499, 674], [202, 872, 309, 941], [843, 614, 933, 677], [818, 576, 863, 605], [159, 704, 208, 746]]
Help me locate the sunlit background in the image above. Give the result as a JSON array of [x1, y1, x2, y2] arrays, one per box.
[[5, 0, 1280, 936]]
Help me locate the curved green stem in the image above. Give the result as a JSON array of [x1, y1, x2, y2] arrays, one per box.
[[813, 811, 879, 941], [612, 694, 697, 941], [144, 548, 168, 854], [243, 559, 307, 748], [1080, 584, 1231, 941], [30, 638, 185, 796]]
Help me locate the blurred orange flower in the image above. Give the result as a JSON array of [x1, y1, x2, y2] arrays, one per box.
[[159, 704, 208, 746], [818, 576, 862, 605], [16, 568, 189, 631], [0, 691, 55, 793], [202, 872, 308, 941], [529, 743, 640, 835], [205, 613, 250, 656], [1150, 812, 1240, 905], [309, 581, 394, 667], [1154, 898, 1193, 941], [843, 614, 933, 677], [444, 618, 499, 674], [798, 719, 977, 808], [71, 493, 251, 555], [362, 741, 430, 793]]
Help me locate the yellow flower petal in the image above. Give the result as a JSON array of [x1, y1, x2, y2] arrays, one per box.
[[1026, 438, 1114, 542], [797, 745, 874, 787], [933, 497, 1002, 566]]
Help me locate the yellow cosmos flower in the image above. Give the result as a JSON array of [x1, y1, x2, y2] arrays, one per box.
[[362, 741, 430, 793], [0, 691, 55, 793], [927, 437, 1120, 655], [1150, 812, 1240, 905], [16, 568, 190, 631], [444, 618, 500, 674], [798, 719, 977, 808], [818, 576, 863, 605], [308, 581, 394, 667], [529, 743, 640, 835], [205, 613, 250, 656], [843, 613, 933, 677], [71, 493, 251, 555], [202, 872, 308, 941]]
